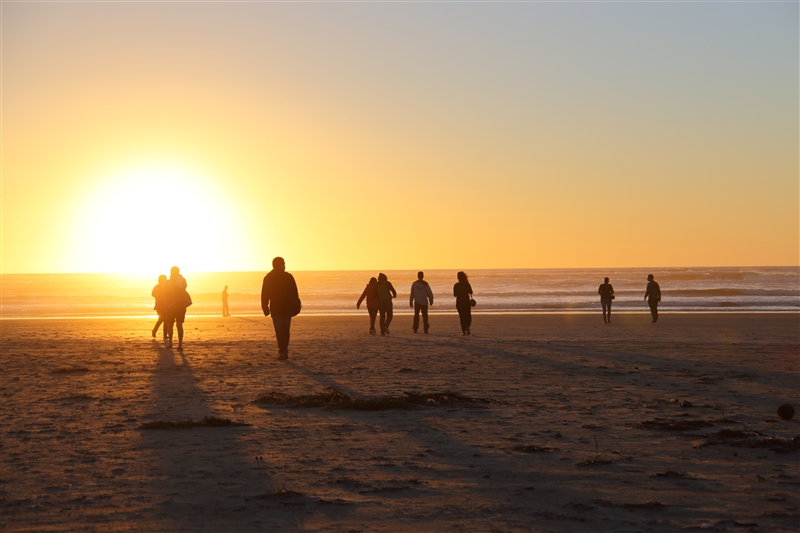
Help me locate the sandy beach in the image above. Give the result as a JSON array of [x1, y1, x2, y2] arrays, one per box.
[[1, 312, 798, 532]]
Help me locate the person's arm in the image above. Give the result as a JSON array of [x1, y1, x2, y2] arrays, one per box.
[[357, 287, 368, 309], [261, 276, 271, 316], [389, 282, 397, 299], [644, 283, 650, 301], [427, 284, 434, 305], [598, 285, 603, 296], [453, 284, 458, 298], [467, 283, 473, 297]]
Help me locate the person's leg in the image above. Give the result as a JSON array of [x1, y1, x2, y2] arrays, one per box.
[[368, 308, 377, 333], [379, 306, 387, 335], [465, 305, 472, 334], [649, 300, 658, 322], [164, 316, 174, 347], [385, 303, 393, 333], [413, 304, 420, 332], [457, 303, 467, 334], [272, 316, 290, 355], [421, 304, 429, 332], [607, 300, 612, 322], [601, 301, 608, 323], [176, 319, 184, 347], [153, 316, 162, 337]]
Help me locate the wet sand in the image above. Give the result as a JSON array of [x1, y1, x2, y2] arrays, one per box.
[[1, 313, 798, 532]]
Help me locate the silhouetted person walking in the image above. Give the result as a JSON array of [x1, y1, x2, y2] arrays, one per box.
[[644, 274, 661, 323], [375, 273, 397, 336], [454, 271, 473, 335], [261, 257, 301, 359], [151, 274, 168, 339], [598, 277, 615, 324], [410, 271, 434, 333], [222, 285, 230, 317], [356, 277, 379, 335], [164, 266, 189, 349]]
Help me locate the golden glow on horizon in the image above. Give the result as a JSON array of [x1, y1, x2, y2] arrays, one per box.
[[2, 3, 797, 273], [68, 166, 252, 274]]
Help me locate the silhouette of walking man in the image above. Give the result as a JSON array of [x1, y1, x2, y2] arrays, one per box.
[[598, 277, 615, 324], [222, 285, 230, 317], [644, 274, 661, 323], [375, 273, 397, 336], [261, 257, 300, 360], [409, 271, 434, 333]]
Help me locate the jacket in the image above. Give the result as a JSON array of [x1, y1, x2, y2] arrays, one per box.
[[410, 280, 433, 306], [261, 270, 300, 317], [357, 283, 378, 309]]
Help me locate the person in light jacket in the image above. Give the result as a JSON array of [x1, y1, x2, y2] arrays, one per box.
[[409, 271, 434, 333]]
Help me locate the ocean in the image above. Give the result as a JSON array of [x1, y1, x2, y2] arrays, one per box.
[[1, 267, 797, 319]]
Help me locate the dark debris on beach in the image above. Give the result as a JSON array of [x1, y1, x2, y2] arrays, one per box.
[[253, 388, 495, 411]]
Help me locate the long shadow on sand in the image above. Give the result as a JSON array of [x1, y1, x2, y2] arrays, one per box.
[[138, 341, 309, 532]]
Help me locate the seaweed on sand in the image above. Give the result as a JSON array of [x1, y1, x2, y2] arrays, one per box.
[[513, 445, 560, 453], [698, 429, 799, 453], [636, 418, 736, 432], [253, 388, 495, 411], [138, 416, 251, 430]]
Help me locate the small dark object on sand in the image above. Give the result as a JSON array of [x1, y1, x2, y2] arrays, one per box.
[[513, 445, 560, 453], [777, 403, 795, 420], [681, 400, 693, 408]]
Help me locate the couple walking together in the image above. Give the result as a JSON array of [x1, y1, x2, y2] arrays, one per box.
[[151, 266, 191, 349], [356, 273, 409, 336]]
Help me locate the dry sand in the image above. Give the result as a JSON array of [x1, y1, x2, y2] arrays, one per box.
[[1, 312, 798, 532]]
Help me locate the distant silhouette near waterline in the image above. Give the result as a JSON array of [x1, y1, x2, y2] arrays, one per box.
[[151, 274, 168, 340], [375, 273, 397, 336], [356, 277, 379, 335], [261, 257, 301, 360], [164, 266, 190, 349], [410, 271, 434, 333], [598, 277, 615, 324], [454, 271, 474, 336], [222, 285, 230, 317], [645, 274, 661, 323]]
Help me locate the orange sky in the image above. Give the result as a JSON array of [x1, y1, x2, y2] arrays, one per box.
[[2, 2, 798, 273]]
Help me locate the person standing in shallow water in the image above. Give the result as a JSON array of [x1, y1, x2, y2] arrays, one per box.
[[356, 277, 379, 335], [164, 266, 189, 350], [453, 271, 473, 335], [409, 271, 434, 333], [375, 273, 397, 336], [261, 257, 300, 360], [644, 274, 661, 323], [598, 277, 615, 324], [221, 285, 230, 317], [151, 274, 169, 339]]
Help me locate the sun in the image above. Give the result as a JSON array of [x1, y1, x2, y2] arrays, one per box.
[[69, 165, 250, 274]]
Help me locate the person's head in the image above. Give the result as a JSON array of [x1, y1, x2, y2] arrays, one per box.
[[378, 273, 387, 282], [604, 277, 609, 283], [224, 285, 228, 290], [158, 274, 167, 284], [272, 257, 285, 271], [369, 277, 377, 285], [457, 271, 468, 283], [170, 266, 180, 277], [417, 271, 424, 280], [647, 274, 654, 281]]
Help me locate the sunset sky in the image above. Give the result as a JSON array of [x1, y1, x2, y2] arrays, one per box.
[[2, 2, 798, 274]]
